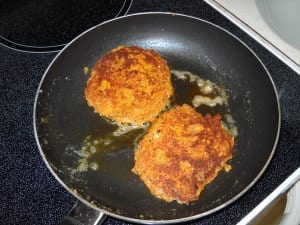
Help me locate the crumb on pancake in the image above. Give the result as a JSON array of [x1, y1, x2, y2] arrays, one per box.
[[132, 104, 234, 204], [84, 46, 173, 125]]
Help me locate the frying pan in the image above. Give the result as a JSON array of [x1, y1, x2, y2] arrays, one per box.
[[34, 13, 280, 224]]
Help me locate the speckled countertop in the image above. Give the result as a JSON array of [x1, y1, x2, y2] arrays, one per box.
[[0, 1, 299, 225]]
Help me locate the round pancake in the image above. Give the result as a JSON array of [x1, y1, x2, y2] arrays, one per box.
[[85, 46, 173, 125], [132, 104, 234, 204]]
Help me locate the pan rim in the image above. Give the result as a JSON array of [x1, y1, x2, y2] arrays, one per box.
[[33, 11, 281, 224]]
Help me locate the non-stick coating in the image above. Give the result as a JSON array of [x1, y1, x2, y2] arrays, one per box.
[[34, 13, 280, 223]]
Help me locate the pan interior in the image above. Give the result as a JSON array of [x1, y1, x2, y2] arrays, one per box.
[[35, 13, 279, 221]]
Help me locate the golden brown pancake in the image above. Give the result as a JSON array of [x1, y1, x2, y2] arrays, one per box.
[[85, 46, 173, 125], [132, 104, 234, 204]]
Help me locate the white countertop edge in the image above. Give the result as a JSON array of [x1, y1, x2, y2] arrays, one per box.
[[236, 167, 300, 225], [204, 0, 300, 75]]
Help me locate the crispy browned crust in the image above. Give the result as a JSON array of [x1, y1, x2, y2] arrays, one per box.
[[132, 104, 234, 204], [85, 46, 173, 125]]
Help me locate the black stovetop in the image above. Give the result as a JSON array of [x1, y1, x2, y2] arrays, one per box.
[[0, 0, 132, 51], [1, 1, 299, 225]]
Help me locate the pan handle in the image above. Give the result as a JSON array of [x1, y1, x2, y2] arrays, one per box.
[[59, 200, 107, 225]]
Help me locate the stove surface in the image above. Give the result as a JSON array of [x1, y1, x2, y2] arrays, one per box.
[[0, 0, 132, 51], [0, 1, 299, 225]]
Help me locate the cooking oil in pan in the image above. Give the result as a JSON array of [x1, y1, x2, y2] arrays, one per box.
[[75, 125, 147, 179], [75, 70, 237, 176], [171, 70, 228, 114]]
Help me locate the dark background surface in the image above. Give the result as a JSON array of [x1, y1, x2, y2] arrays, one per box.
[[0, 0, 130, 48], [0, 0, 299, 225]]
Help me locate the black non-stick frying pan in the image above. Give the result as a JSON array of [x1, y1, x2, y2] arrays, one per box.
[[34, 13, 280, 224]]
